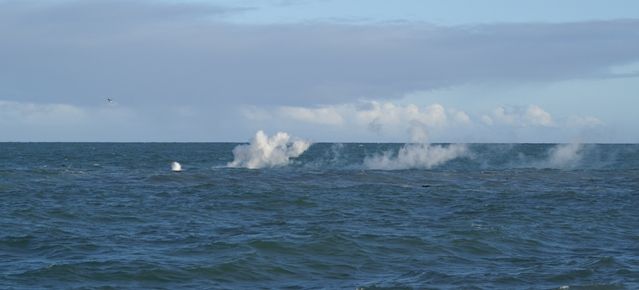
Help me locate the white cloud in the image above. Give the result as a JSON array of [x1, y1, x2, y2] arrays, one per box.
[[492, 106, 517, 125], [0, 1, 634, 142], [525, 105, 553, 126], [239, 101, 606, 142], [487, 105, 553, 127], [355, 102, 402, 127], [483, 104, 600, 130], [279, 106, 344, 125], [353, 102, 460, 130], [243, 101, 473, 141], [273, 101, 465, 132], [450, 108, 471, 125], [420, 104, 448, 127], [3, 0, 639, 108], [245, 102, 580, 133]]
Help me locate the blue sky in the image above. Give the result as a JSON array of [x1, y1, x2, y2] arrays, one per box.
[[1, 0, 638, 142]]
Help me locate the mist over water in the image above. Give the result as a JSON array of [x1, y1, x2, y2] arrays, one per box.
[[2, 142, 638, 289], [364, 143, 468, 170], [225, 131, 608, 171], [543, 143, 584, 169]]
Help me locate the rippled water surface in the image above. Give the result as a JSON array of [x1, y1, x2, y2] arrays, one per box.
[[1, 143, 638, 289]]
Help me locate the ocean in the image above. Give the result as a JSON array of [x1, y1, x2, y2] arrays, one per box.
[[1, 142, 638, 289]]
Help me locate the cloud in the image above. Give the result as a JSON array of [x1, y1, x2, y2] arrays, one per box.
[[243, 101, 465, 136], [256, 101, 601, 131], [1, 0, 638, 108], [486, 105, 554, 127], [279, 106, 344, 125], [354, 102, 456, 130], [449, 108, 471, 125], [491, 107, 515, 125], [525, 105, 553, 126], [0, 1, 630, 142], [242, 101, 604, 142], [247, 101, 472, 141]]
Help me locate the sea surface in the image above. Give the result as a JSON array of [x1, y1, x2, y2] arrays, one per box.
[[1, 143, 638, 289]]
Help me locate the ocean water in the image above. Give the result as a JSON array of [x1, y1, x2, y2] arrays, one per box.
[[1, 143, 638, 289]]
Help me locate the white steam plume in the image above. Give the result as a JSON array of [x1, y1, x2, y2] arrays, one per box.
[[364, 143, 467, 170], [364, 125, 467, 170], [544, 143, 583, 169], [228, 130, 312, 169]]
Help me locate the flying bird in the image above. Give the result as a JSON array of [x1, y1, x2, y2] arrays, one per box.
[[106, 98, 113, 103]]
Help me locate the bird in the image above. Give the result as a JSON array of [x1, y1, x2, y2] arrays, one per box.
[[106, 98, 113, 103]]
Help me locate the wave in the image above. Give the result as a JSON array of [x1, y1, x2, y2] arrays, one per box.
[[227, 131, 312, 169], [277, 143, 638, 170], [219, 132, 638, 170]]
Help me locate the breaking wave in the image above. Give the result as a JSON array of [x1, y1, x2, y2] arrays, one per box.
[[228, 130, 312, 169], [225, 133, 637, 170]]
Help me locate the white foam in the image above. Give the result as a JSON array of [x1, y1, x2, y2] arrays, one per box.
[[227, 130, 312, 169], [364, 143, 467, 170], [171, 161, 182, 172]]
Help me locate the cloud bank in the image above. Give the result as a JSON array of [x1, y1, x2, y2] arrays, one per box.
[[0, 0, 635, 142], [245, 101, 603, 142], [1, 0, 639, 108]]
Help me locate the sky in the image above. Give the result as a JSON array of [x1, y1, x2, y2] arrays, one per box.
[[1, 0, 638, 142]]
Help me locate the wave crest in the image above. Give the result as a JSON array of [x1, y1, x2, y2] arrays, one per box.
[[228, 130, 312, 169]]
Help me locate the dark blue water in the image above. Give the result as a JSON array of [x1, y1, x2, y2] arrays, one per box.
[[1, 143, 638, 289]]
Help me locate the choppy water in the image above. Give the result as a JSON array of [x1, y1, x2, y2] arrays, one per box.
[[1, 143, 638, 289]]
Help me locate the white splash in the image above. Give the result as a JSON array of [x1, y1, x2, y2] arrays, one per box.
[[228, 130, 312, 169], [171, 161, 182, 172], [545, 143, 583, 169], [364, 143, 468, 170]]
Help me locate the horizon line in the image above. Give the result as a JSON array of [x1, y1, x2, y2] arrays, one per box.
[[1, 141, 638, 145]]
